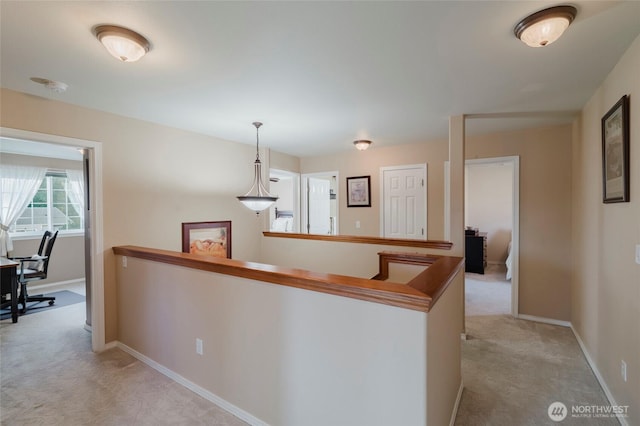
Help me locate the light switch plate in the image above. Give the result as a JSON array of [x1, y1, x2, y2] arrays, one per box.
[[636, 245, 640, 265]]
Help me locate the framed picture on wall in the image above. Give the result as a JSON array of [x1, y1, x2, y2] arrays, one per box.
[[182, 221, 231, 258], [601, 94, 630, 203], [346, 176, 371, 207]]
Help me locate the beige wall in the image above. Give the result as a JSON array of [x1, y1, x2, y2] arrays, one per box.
[[427, 271, 463, 426], [0, 88, 278, 342], [299, 139, 449, 240], [466, 124, 573, 321], [11, 235, 85, 285], [466, 162, 513, 263], [116, 255, 429, 425], [259, 235, 454, 279], [572, 34, 640, 424]]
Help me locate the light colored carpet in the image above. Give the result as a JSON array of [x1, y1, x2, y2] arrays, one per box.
[[457, 267, 618, 425], [0, 301, 247, 426], [465, 265, 511, 316]]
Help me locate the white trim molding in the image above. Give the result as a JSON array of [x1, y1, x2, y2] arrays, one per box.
[[517, 314, 571, 328], [116, 342, 268, 426], [570, 326, 629, 426], [449, 380, 464, 426], [0, 127, 105, 352]]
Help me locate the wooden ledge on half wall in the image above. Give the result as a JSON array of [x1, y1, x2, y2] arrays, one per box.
[[112, 245, 462, 313], [263, 231, 453, 250]]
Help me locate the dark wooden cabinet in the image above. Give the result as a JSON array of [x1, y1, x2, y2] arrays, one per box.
[[465, 232, 487, 274]]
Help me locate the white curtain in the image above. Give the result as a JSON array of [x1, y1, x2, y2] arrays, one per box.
[[0, 165, 47, 256], [65, 169, 85, 212]]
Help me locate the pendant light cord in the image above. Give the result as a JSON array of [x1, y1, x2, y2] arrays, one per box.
[[253, 121, 263, 162]]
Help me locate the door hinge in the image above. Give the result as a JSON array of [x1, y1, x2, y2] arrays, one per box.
[[421, 179, 425, 187], [422, 228, 424, 235]]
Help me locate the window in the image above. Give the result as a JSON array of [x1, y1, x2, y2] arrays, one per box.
[[10, 173, 84, 235]]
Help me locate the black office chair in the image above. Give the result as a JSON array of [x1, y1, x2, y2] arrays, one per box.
[[10, 230, 58, 314]]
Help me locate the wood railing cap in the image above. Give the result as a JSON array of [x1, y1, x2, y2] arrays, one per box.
[[112, 245, 462, 313]]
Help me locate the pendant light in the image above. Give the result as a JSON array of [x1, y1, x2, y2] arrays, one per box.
[[237, 122, 278, 214]]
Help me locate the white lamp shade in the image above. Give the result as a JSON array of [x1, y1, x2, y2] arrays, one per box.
[[353, 140, 372, 150], [237, 197, 278, 212], [514, 6, 577, 48], [519, 17, 571, 47], [95, 25, 150, 62]]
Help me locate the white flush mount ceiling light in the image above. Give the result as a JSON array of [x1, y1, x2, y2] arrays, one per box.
[[353, 140, 372, 151], [30, 77, 68, 93], [237, 122, 279, 214], [94, 25, 150, 62], [514, 5, 577, 48]]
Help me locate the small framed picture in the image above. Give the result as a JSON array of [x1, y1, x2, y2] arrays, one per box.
[[346, 176, 371, 207], [182, 221, 231, 258], [601, 95, 630, 203]]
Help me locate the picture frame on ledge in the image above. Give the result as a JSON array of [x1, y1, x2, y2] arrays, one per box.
[[182, 221, 231, 258], [346, 176, 371, 207], [601, 95, 630, 203]]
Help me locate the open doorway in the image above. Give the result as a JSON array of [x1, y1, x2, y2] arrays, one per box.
[[269, 169, 300, 233], [301, 172, 338, 235], [464, 156, 519, 317], [0, 127, 105, 351]]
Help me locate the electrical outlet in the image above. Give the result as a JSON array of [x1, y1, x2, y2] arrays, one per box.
[[122, 256, 127, 268], [621, 360, 627, 382], [196, 338, 203, 355]]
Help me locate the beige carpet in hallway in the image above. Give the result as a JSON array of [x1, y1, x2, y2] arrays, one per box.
[[1, 302, 247, 426], [456, 268, 620, 425]]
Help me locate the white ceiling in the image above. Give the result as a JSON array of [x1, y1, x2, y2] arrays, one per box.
[[1, 1, 638, 157]]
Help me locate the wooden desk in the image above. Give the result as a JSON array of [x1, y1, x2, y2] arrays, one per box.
[[1, 257, 19, 323]]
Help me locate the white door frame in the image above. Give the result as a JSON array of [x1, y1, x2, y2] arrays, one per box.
[[301, 171, 339, 235], [448, 155, 520, 317], [379, 164, 427, 239], [1, 127, 105, 351]]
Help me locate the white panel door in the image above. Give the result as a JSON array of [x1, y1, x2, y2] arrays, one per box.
[[307, 177, 331, 234], [382, 166, 426, 239]]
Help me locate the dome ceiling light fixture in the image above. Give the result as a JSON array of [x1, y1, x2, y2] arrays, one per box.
[[237, 122, 279, 214], [353, 140, 372, 151], [514, 5, 577, 48], [30, 77, 68, 93], [94, 25, 150, 62]]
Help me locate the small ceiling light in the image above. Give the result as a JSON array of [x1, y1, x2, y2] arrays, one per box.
[[514, 5, 577, 48], [353, 140, 372, 151], [94, 25, 150, 62], [237, 122, 279, 214], [30, 77, 68, 93]]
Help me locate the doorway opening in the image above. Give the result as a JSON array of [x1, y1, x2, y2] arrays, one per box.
[[268, 169, 300, 233], [1, 127, 105, 351], [464, 156, 519, 317], [301, 172, 338, 235]]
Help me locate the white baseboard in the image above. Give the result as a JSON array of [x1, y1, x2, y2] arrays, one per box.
[[449, 380, 464, 426], [517, 314, 571, 328], [116, 342, 268, 426], [570, 326, 628, 426], [29, 278, 85, 292], [102, 341, 118, 351]]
